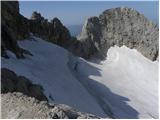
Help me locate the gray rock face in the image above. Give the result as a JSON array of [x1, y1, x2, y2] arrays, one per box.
[[50, 17, 71, 47], [1, 1, 32, 58], [1, 92, 100, 119], [1, 1, 29, 40], [1, 68, 47, 101], [1, 20, 32, 59], [77, 7, 159, 61]]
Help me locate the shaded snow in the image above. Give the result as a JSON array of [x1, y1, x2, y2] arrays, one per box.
[[1, 37, 107, 117], [1, 37, 158, 119]]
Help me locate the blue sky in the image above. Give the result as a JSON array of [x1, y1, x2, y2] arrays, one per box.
[[19, 1, 159, 26]]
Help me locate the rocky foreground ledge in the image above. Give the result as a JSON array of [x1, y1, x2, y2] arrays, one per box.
[[1, 92, 100, 119]]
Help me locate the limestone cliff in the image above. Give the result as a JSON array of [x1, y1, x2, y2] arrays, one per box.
[[77, 7, 159, 60]]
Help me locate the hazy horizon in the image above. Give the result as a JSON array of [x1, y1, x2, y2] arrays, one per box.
[[20, 1, 159, 26]]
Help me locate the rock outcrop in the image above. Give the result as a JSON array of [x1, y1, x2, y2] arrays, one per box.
[[29, 12, 71, 48], [1, 1, 72, 58], [1, 20, 32, 59], [1, 92, 100, 119], [77, 7, 159, 60], [1, 68, 47, 101], [1, 1, 29, 40], [1, 1, 31, 58], [30, 11, 45, 21]]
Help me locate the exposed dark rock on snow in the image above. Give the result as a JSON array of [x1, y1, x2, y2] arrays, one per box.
[[1, 20, 32, 59], [29, 13, 72, 48], [1, 92, 100, 119], [1, 1, 30, 40], [1, 68, 47, 101], [77, 7, 159, 60], [1, 1, 31, 58], [1, 2, 72, 58]]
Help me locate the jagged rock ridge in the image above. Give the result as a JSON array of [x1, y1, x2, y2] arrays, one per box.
[[1, 2, 159, 61], [1, 1, 73, 59], [77, 7, 159, 60]]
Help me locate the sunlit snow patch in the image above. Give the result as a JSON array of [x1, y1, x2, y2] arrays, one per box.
[[76, 45, 158, 119]]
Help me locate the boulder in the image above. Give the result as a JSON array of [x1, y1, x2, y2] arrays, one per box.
[[1, 68, 47, 101]]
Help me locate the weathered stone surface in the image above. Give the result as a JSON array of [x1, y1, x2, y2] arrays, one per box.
[[1, 1, 29, 40], [1, 92, 100, 119], [77, 7, 159, 61], [29, 14, 71, 48], [1, 1, 32, 58], [1, 68, 47, 101], [50, 17, 71, 47], [1, 20, 32, 59]]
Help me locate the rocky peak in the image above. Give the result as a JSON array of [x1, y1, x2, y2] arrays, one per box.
[[29, 12, 71, 48], [78, 7, 159, 60], [51, 17, 63, 28], [30, 11, 45, 21], [1, 1, 19, 14], [49, 17, 71, 47]]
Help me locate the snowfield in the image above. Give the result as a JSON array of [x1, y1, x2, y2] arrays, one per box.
[[75, 46, 158, 118], [1, 37, 158, 119]]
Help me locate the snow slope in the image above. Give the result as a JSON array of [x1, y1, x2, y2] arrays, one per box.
[[73, 46, 159, 119], [1, 37, 107, 117], [1, 37, 158, 119]]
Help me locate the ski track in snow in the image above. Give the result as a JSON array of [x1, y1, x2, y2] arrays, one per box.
[[1, 37, 158, 119]]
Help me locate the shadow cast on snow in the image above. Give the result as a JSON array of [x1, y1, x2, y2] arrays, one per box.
[[69, 57, 139, 119]]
